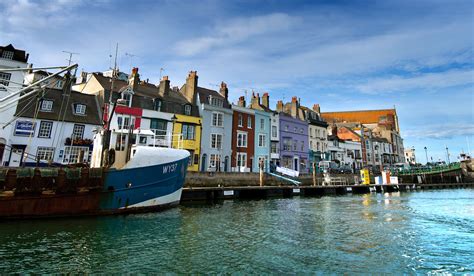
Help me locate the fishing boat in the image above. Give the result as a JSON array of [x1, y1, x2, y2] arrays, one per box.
[[0, 63, 190, 219]]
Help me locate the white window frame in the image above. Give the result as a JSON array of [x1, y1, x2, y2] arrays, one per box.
[[210, 133, 223, 149], [247, 116, 252, 129], [36, 147, 55, 161], [258, 134, 266, 147], [271, 125, 277, 138], [72, 124, 85, 140], [184, 105, 192, 116], [2, 51, 13, 60], [237, 131, 248, 148], [0, 72, 11, 90], [236, 152, 247, 168], [209, 154, 221, 168], [212, 112, 223, 127], [63, 146, 89, 164], [260, 118, 265, 130], [74, 103, 86, 115], [40, 100, 53, 112], [38, 121, 53, 138], [238, 114, 243, 127]]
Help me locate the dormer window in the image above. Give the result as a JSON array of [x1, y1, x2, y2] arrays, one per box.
[[40, 100, 53, 112], [2, 51, 13, 60], [74, 103, 86, 115], [122, 93, 132, 107], [154, 99, 162, 111], [184, 104, 192, 115], [209, 96, 223, 107]]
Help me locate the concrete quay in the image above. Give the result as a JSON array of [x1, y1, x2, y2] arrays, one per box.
[[181, 182, 474, 202]]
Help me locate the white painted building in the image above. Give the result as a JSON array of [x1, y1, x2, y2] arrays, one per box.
[[3, 88, 102, 167], [0, 44, 30, 164]]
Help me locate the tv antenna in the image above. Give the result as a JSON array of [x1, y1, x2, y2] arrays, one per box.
[[62, 51, 79, 65], [159, 68, 165, 79], [125, 52, 139, 71]]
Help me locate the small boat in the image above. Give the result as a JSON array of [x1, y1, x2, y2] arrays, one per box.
[[0, 64, 190, 219]]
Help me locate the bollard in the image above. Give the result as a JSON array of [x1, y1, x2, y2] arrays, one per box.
[[312, 162, 316, 186], [259, 160, 264, 187]]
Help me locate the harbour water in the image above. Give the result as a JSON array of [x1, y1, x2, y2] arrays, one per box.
[[0, 189, 473, 274]]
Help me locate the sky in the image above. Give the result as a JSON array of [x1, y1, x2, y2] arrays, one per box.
[[0, 0, 473, 163]]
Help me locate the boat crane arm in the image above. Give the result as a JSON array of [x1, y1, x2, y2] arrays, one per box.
[[0, 63, 78, 105]]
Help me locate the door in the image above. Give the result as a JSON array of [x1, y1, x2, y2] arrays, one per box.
[[201, 154, 207, 172], [9, 147, 24, 167], [293, 157, 299, 172], [224, 156, 229, 172]]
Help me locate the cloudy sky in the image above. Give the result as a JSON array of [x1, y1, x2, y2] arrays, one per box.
[[1, 0, 473, 163]]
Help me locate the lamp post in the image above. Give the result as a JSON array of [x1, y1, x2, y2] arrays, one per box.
[[171, 114, 177, 149], [445, 146, 450, 164], [424, 146, 428, 165]]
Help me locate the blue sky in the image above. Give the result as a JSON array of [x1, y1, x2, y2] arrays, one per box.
[[0, 0, 473, 163]]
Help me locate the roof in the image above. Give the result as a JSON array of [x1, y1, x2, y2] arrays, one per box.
[[197, 87, 231, 108], [321, 109, 396, 124], [15, 88, 102, 125], [0, 44, 29, 63]]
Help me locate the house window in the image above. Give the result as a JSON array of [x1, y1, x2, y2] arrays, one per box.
[[38, 121, 53, 138], [260, 119, 265, 130], [212, 112, 223, 127], [301, 141, 304, 151], [285, 125, 289, 131], [0, 72, 11, 90], [150, 119, 167, 136], [283, 138, 292, 151], [271, 142, 278, 154], [187, 150, 195, 166], [209, 154, 221, 167], [293, 140, 297, 151], [63, 146, 89, 164], [237, 152, 247, 167], [294, 127, 297, 133], [300, 128, 304, 134], [238, 114, 243, 127], [258, 134, 266, 147], [115, 133, 127, 151], [210, 97, 223, 107], [184, 105, 192, 116], [154, 100, 162, 111], [247, 116, 252, 128], [211, 133, 222, 149], [74, 103, 86, 115], [122, 92, 132, 106], [72, 124, 85, 140], [2, 51, 13, 60], [55, 79, 63, 89], [181, 124, 195, 140], [40, 100, 53, 112], [237, 132, 247, 147], [271, 125, 277, 138], [36, 147, 54, 161], [117, 115, 135, 130]]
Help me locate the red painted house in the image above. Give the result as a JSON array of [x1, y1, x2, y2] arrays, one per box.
[[231, 97, 255, 172]]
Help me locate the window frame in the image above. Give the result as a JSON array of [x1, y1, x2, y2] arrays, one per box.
[[210, 133, 223, 149], [40, 100, 54, 112], [38, 121, 53, 138], [72, 124, 85, 140], [36, 147, 55, 161], [237, 131, 248, 148], [74, 103, 86, 115], [258, 134, 266, 147], [212, 112, 224, 127]]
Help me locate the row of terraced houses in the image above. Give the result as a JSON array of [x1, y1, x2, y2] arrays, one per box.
[[0, 44, 405, 174]]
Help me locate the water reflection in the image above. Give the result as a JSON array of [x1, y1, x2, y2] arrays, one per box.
[[0, 189, 473, 274]]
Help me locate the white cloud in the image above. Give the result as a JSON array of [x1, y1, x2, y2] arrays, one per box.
[[355, 69, 474, 94], [403, 124, 474, 140], [174, 13, 300, 56]]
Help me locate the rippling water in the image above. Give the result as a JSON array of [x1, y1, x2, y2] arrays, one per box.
[[0, 189, 473, 274]]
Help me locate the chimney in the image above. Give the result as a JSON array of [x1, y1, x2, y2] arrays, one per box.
[[313, 104, 320, 114], [129, 67, 140, 90], [290, 96, 298, 118], [262, 92, 269, 109], [238, 96, 246, 107], [250, 92, 258, 108], [183, 70, 198, 104], [219, 81, 228, 100], [159, 75, 170, 96], [276, 100, 284, 112]]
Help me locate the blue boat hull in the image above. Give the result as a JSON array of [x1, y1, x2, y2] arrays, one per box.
[[0, 156, 189, 219]]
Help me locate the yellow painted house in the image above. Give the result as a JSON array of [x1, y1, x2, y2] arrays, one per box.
[[172, 114, 202, 171]]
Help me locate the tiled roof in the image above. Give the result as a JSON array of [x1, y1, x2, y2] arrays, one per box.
[[16, 88, 102, 125], [197, 87, 231, 108], [321, 109, 396, 124]]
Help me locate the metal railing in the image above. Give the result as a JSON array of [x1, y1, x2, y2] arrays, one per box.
[[397, 163, 461, 176]]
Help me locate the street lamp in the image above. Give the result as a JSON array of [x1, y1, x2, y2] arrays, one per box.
[[445, 146, 450, 164], [424, 146, 428, 165]]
